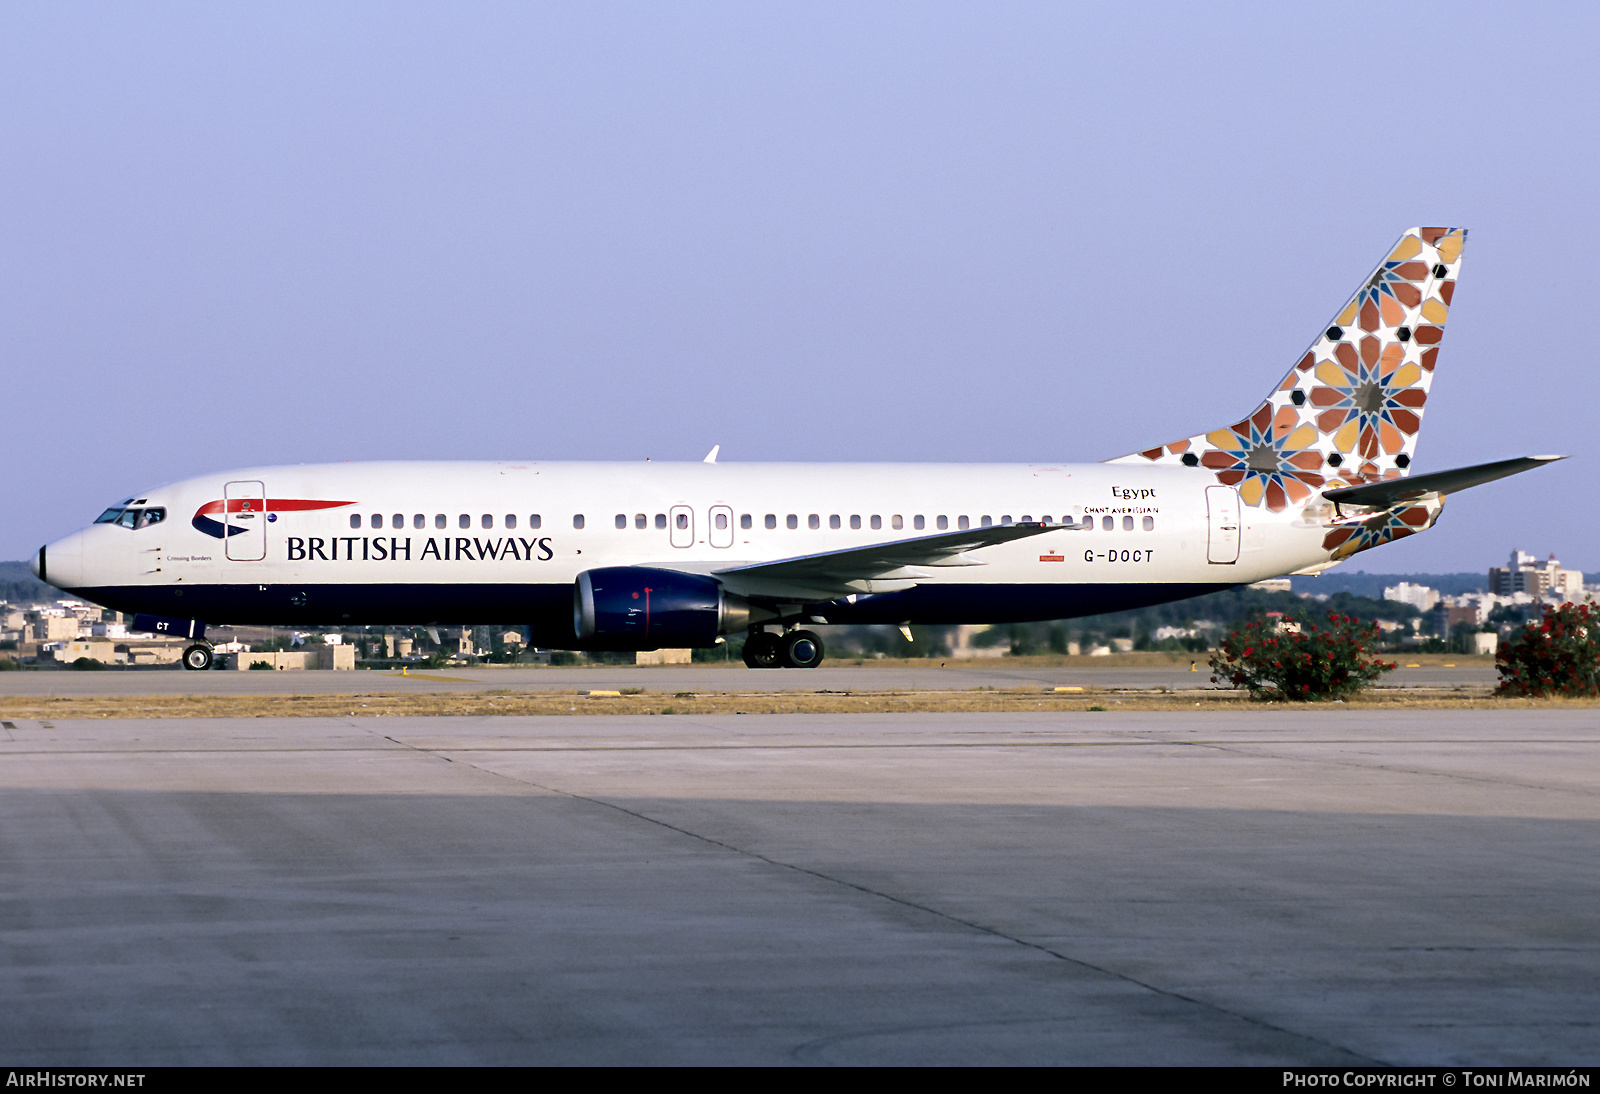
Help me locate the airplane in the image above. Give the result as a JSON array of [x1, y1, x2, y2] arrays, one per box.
[[31, 226, 1563, 670]]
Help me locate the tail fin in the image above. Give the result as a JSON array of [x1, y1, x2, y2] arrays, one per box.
[[1110, 226, 1466, 512]]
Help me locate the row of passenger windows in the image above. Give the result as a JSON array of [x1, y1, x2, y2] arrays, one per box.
[[353, 513, 545, 530], [349, 511, 1158, 532]]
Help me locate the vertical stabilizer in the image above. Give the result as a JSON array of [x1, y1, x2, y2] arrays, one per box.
[[1110, 227, 1466, 512]]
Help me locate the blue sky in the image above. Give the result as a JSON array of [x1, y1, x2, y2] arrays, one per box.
[[4, 2, 1596, 572]]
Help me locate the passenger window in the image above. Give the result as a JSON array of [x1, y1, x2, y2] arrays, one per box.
[[1102, 515, 1114, 531], [482, 515, 493, 529], [958, 516, 970, 530], [351, 515, 362, 529], [574, 514, 585, 529], [787, 514, 798, 529], [765, 514, 777, 529], [715, 512, 728, 530], [850, 515, 862, 530], [1122, 515, 1134, 531], [414, 514, 425, 529], [980, 516, 992, 528], [393, 514, 403, 529], [529, 514, 542, 529], [459, 514, 471, 530], [740, 514, 752, 530], [829, 515, 841, 530], [655, 514, 666, 529], [369, 514, 383, 529], [506, 514, 517, 530], [870, 515, 881, 530], [892, 515, 903, 530], [936, 516, 947, 530], [1017, 515, 1029, 523], [635, 514, 646, 529], [914, 516, 925, 530], [435, 514, 447, 529], [615, 514, 627, 529], [809, 515, 820, 530], [1143, 516, 1155, 531], [675, 513, 688, 530]]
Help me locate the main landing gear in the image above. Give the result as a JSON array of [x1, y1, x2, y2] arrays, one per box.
[[181, 643, 215, 671], [742, 629, 825, 669]]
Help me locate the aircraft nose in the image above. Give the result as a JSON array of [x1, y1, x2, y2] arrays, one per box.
[[36, 531, 86, 591]]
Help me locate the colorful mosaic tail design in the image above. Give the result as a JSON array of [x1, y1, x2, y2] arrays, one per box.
[[1110, 227, 1466, 514]]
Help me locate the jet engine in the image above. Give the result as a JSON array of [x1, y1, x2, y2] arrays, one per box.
[[573, 567, 766, 649]]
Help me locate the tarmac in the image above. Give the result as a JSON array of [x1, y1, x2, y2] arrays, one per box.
[[1, 707, 1595, 1064]]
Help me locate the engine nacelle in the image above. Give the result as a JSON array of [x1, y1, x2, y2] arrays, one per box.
[[573, 567, 756, 650]]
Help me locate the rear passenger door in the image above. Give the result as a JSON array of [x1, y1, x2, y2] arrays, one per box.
[[1205, 485, 1240, 564]]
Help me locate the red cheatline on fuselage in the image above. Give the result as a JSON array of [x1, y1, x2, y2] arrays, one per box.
[[192, 498, 355, 538]]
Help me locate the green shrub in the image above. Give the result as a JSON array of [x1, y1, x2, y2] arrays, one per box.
[[249, 660, 275, 670], [1210, 612, 1393, 701], [70, 657, 106, 670], [1495, 602, 1600, 697]]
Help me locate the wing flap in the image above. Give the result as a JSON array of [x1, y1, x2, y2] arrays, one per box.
[[712, 522, 1063, 600]]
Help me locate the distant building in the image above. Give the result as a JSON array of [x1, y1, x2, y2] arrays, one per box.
[[948, 625, 1009, 658], [29, 616, 80, 642], [1384, 582, 1440, 611], [1489, 550, 1584, 601], [636, 648, 692, 665], [1249, 578, 1292, 592]]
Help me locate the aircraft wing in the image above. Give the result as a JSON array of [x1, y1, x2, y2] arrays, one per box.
[[1323, 455, 1566, 510], [711, 522, 1065, 601]]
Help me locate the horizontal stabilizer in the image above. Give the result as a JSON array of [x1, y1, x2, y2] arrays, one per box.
[[714, 522, 1061, 600], [1323, 455, 1565, 510]]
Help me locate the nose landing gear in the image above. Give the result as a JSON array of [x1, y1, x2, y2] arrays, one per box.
[[182, 643, 215, 671], [742, 628, 825, 669]]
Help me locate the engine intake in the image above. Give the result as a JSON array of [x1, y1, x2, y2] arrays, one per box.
[[573, 567, 758, 650]]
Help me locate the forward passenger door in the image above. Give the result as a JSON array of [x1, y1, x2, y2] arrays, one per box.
[[224, 480, 267, 561]]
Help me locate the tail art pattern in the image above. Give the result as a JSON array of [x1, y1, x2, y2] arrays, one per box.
[[1111, 227, 1466, 514]]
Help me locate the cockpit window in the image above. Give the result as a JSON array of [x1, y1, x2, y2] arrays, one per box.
[[98, 506, 165, 529]]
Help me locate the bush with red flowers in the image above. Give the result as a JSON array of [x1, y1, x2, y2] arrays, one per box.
[[1209, 612, 1395, 701], [1494, 602, 1600, 698]]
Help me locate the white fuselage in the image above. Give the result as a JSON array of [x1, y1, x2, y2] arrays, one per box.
[[37, 460, 1339, 640]]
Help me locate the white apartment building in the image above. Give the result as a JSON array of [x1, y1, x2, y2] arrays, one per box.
[[1384, 582, 1440, 611]]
